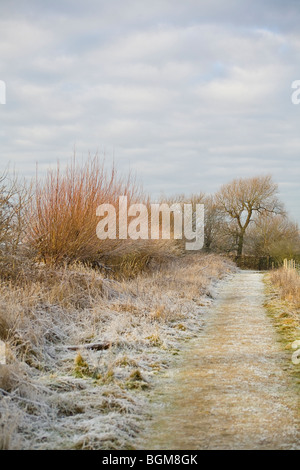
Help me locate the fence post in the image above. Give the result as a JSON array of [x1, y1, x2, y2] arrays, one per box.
[[284, 259, 297, 270]]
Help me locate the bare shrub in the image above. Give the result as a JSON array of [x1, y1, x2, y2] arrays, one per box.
[[27, 156, 143, 265], [26, 156, 180, 277], [0, 170, 30, 256]]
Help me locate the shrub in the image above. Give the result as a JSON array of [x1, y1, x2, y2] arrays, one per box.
[[0, 171, 30, 256], [27, 156, 143, 265], [26, 156, 180, 276]]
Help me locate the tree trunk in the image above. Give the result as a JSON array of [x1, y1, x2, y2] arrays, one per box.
[[237, 233, 244, 257]]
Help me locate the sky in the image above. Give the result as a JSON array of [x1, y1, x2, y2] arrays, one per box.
[[0, 0, 300, 222]]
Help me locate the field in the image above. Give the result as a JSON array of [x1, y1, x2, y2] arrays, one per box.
[[0, 252, 234, 449], [0, 163, 299, 449]]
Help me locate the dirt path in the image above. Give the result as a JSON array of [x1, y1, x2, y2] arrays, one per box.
[[140, 272, 300, 450]]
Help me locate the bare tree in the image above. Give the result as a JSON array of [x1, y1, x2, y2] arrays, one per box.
[[0, 170, 30, 255], [215, 175, 284, 257], [245, 213, 300, 261], [202, 195, 229, 252]]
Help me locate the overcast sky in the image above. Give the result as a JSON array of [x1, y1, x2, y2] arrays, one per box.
[[0, 0, 300, 221]]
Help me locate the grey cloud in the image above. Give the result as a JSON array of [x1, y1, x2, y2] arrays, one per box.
[[0, 1, 300, 222]]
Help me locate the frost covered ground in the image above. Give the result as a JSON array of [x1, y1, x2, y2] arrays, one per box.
[[0, 253, 234, 449], [140, 272, 300, 450]]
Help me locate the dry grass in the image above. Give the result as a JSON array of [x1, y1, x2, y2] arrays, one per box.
[[269, 268, 300, 308], [265, 268, 300, 386], [0, 252, 234, 449]]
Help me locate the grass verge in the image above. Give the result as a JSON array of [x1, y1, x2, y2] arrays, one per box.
[[264, 268, 300, 391]]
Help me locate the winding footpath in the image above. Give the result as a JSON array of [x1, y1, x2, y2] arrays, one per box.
[[141, 272, 300, 450]]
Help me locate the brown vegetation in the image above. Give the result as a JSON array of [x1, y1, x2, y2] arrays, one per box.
[[0, 251, 233, 449], [265, 268, 300, 366], [0, 160, 299, 449], [269, 268, 300, 309], [215, 175, 284, 256]]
